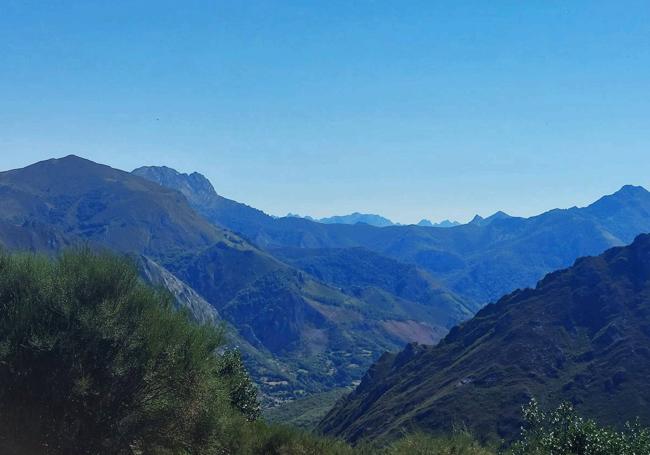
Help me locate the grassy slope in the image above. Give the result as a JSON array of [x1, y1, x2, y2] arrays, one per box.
[[264, 388, 350, 430], [320, 234, 650, 444]]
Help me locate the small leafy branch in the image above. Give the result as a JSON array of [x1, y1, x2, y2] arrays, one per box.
[[511, 399, 650, 455]]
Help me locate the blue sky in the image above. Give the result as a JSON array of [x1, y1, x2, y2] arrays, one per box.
[[1, 1, 650, 223]]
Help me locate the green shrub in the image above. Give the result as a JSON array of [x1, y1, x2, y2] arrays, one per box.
[[0, 249, 258, 454], [511, 399, 650, 455], [385, 432, 495, 455], [217, 349, 261, 422]]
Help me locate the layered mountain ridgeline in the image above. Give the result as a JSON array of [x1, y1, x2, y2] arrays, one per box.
[[133, 165, 473, 325], [467, 211, 512, 226], [319, 234, 650, 444], [291, 213, 461, 228], [133, 166, 650, 305], [285, 212, 398, 228], [0, 156, 463, 406]]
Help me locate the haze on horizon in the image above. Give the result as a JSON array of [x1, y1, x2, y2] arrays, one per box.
[[2, 1, 650, 224]]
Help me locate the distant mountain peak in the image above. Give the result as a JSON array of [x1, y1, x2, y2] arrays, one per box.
[[586, 184, 650, 216], [32, 154, 105, 170], [317, 213, 395, 227], [469, 214, 484, 225], [485, 210, 511, 221], [615, 184, 648, 197], [599, 184, 649, 201], [132, 166, 218, 202], [468, 211, 511, 226], [286, 213, 315, 221], [58, 154, 86, 162], [417, 219, 460, 228]]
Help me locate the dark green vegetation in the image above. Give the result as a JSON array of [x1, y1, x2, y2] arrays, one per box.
[[0, 247, 603, 455], [511, 400, 650, 455], [0, 249, 258, 454], [0, 249, 491, 454], [320, 234, 650, 444], [0, 156, 464, 407], [134, 166, 650, 307]]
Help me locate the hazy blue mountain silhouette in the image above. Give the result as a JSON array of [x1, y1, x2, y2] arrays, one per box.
[[134, 166, 650, 307]]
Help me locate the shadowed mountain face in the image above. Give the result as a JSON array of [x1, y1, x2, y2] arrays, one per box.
[[133, 166, 650, 307], [0, 156, 465, 405], [319, 234, 650, 444]]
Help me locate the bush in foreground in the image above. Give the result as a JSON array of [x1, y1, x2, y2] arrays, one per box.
[[511, 399, 650, 455], [0, 249, 256, 454], [384, 432, 495, 455]]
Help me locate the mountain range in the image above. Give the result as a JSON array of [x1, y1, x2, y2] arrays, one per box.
[[319, 234, 650, 443], [133, 166, 650, 306], [417, 219, 461, 228], [0, 156, 467, 407], [318, 213, 394, 227], [288, 213, 462, 229], [5, 155, 650, 428]]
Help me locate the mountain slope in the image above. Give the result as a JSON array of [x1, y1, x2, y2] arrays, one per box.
[[0, 156, 222, 255], [272, 246, 475, 324], [132, 166, 650, 306], [133, 165, 472, 327], [132, 165, 275, 236], [0, 156, 458, 405], [319, 234, 650, 443], [138, 256, 221, 326]]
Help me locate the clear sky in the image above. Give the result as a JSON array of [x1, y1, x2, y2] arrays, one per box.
[[2, 1, 650, 224]]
